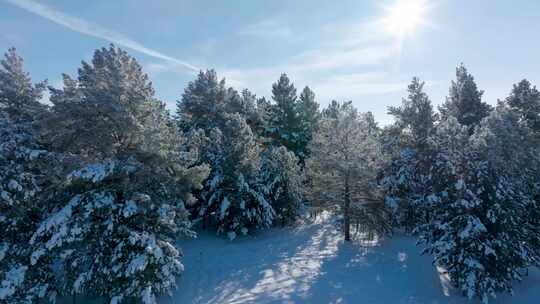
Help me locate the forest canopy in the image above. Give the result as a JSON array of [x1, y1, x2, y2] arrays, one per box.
[[1, 45, 539, 304]]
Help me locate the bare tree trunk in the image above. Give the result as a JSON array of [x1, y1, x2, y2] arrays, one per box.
[[344, 175, 351, 242]]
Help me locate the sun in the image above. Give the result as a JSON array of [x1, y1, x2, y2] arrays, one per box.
[[382, 0, 429, 38]]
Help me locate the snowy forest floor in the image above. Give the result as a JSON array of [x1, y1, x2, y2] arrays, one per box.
[[162, 213, 540, 304], [69, 213, 540, 304]]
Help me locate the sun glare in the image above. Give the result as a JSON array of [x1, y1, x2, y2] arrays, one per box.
[[382, 0, 429, 38]]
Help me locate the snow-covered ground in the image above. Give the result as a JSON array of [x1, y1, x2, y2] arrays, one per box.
[[161, 213, 539, 304]]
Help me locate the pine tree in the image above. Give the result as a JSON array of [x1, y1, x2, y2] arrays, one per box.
[[305, 101, 388, 241], [42, 46, 168, 159], [503, 79, 540, 134], [322, 100, 341, 119], [228, 89, 260, 128], [0, 48, 58, 303], [259, 146, 304, 225], [417, 110, 539, 303], [388, 77, 436, 150], [176, 69, 230, 133], [0, 48, 46, 123], [177, 71, 284, 238], [254, 96, 272, 139], [177, 70, 265, 134], [0, 112, 58, 303], [296, 86, 320, 161], [439, 64, 491, 134], [502, 80, 540, 259], [266, 74, 302, 155], [30, 158, 208, 304], [382, 78, 437, 230], [33, 45, 209, 303], [194, 114, 275, 239]]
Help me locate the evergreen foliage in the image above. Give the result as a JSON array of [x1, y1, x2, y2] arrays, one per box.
[[2, 44, 539, 304], [259, 146, 304, 225], [503, 79, 540, 135], [305, 101, 389, 241], [194, 114, 275, 239], [0, 48, 56, 303], [177, 71, 303, 238], [32, 45, 209, 303], [265, 74, 320, 162], [439, 64, 492, 133], [416, 111, 540, 303], [382, 77, 437, 230], [0, 48, 46, 123]]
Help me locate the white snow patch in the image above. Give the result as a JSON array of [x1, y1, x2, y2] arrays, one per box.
[[220, 197, 230, 220], [110, 295, 124, 304], [123, 200, 138, 218], [458, 217, 487, 239], [73, 272, 88, 292], [7, 179, 21, 192], [436, 266, 452, 297], [142, 286, 156, 304], [455, 179, 465, 190], [127, 254, 148, 274], [67, 161, 116, 184], [0, 265, 27, 299], [397, 252, 407, 262]]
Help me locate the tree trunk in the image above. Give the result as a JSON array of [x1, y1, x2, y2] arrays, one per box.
[[344, 175, 351, 242]]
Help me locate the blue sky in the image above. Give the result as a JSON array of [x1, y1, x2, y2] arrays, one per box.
[[1, 0, 539, 124]]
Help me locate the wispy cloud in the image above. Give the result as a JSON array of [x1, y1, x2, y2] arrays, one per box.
[[5, 0, 199, 72], [221, 68, 407, 110], [312, 73, 407, 100], [221, 8, 421, 108], [289, 45, 397, 71], [238, 19, 293, 39], [220, 42, 400, 98]]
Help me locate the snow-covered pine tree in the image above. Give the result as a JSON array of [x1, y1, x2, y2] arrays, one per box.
[[176, 69, 231, 133], [322, 100, 341, 119], [387, 77, 437, 150], [30, 158, 208, 304], [296, 86, 321, 162], [226, 89, 261, 130], [259, 146, 304, 225], [0, 48, 58, 303], [417, 110, 539, 303], [503, 79, 540, 135], [0, 112, 58, 304], [266, 74, 303, 157], [42, 46, 169, 158], [502, 80, 540, 263], [439, 64, 492, 134], [472, 106, 540, 270], [33, 45, 210, 304], [305, 101, 388, 241], [263, 76, 321, 163], [381, 78, 437, 230], [177, 69, 263, 135], [0, 47, 46, 123], [253, 96, 273, 140], [194, 114, 275, 239], [178, 71, 304, 237]]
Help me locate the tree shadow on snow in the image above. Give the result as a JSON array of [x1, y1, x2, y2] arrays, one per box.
[[163, 219, 340, 304]]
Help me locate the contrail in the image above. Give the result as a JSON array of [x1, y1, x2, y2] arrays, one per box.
[[4, 0, 200, 72]]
